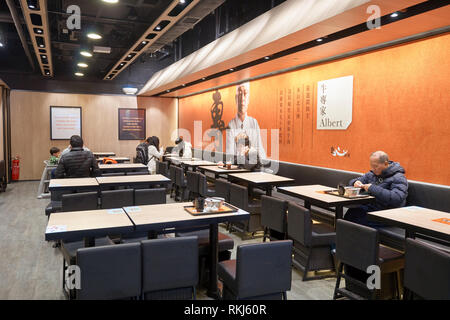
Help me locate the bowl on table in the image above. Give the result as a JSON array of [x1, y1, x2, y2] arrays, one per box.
[[344, 187, 361, 197], [204, 197, 225, 212]]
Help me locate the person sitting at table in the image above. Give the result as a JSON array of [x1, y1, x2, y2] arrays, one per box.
[[344, 150, 408, 229], [147, 136, 164, 174], [234, 132, 262, 171], [173, 136, 192, 158], [60, 137, 90, 157], [54, 135, 100, 178]]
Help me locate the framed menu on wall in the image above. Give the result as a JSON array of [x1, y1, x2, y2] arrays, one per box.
[[50, 106, 82, 140], [118, 108, 146, 140]]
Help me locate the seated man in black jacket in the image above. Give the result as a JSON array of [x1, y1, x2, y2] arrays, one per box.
[[234, 133, 261, 171], [55, 135, 100, 178]]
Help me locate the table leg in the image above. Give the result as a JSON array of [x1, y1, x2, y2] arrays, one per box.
[[84, 237, 95, 247], [266, 186, 272, 196], [336, 206, 344, 220], [207, 223, 219, 299], [304, 201, 311, 210]]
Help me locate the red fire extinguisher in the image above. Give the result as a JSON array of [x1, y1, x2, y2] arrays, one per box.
[[12, 155, 20, 181]]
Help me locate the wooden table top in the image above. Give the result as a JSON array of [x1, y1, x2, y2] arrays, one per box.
[[49, 178, 99, 188], [199, 165, 250, 174], [98, 163, 146, 170], [228, 172, 294, 184], [45, 208, 134, 241], [123, 202, 249, 231], [278, 185, 375, 205], [368, 206, 450, 239], [96, 174, 170, 184]]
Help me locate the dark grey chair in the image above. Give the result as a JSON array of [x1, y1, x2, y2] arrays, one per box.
[[134, 188, 166, 206], [101, 189, 134, 209], [218, 240, 293, 300], [101, 172, 125, 177], [61, 191, 99, 212], [176, 228, 234, 285], [404, 238, 450, 300], [287, 202, 335, 281], [76, 243, 141, 300], [198, 172, 215, 198], [214, 178, 230, 202], [174, 166, 187, 201], [261, 195, 288, 242], [169, 165, 177, 198], [141, 237, 198, 300], [186, 171, 200, 200], [229, 183, 263, 235], [60, 192, 115, 299], [333, 220, 404, 300], [159, 161, 169, 178]]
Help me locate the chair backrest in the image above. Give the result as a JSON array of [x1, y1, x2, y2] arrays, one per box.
[[159, 161, 169, 177], [336, 220, 379, 272], [261, 196, 288, 235], [76, 243, 141, 300], [169, 165, 176, 183], [236, 240, 293, 299], [214, 178, 230, 202], [134, 188, 166, 206], [155, 160, 162, 174], [62, 191, 98, 212], [101, 189, 134, 209], [229, 183, 248, 210], [101, 172, 125, 177], [186, 171, 200, 194], [141, 236, 198, 298], [287, 202, 312, 246], [404, 238, 450, 300], [197, 172, 208, 197]]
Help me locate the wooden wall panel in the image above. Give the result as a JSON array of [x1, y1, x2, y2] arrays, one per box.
[[136, 96, 178, 149], [10, 91, 139, 180], [179, 34, 450, 186]]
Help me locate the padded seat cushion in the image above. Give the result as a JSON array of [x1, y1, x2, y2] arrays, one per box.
[[378, 245, 404, 263], [176, 229, 234, 256], [218, 260, 237, 293], [311, 223, 336, 246]]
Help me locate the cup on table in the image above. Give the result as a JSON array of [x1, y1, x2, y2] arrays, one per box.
[[193, 197, 205, 211]]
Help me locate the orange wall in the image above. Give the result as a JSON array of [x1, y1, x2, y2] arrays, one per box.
[[179, 33, 450, 185]]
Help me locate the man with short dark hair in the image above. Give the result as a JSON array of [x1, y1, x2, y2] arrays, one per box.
[[344, 151, 408, 228], [54, 135, 99, 178]]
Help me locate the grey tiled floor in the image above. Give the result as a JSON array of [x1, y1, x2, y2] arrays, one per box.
[[0, 181, 336, 300]]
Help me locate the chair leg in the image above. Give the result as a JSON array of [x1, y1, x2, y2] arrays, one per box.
[[262, 227, 268, 242], [282, 292, 287, 300], [333, 263, 344, 300], [192, 286, 197, 300], [302, 248, 312, 281]]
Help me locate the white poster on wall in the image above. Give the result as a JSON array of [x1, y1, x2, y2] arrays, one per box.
[[317, 75, 353, 130], [50, 106, 82, 140]]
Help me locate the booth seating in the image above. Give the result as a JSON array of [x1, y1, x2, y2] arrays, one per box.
[[196, 149, 450, 250]]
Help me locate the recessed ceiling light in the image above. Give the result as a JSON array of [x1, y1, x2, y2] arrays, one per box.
[[28, 5, 35, 9], [202, 77, 206, 80], [80, 50, 92, 57], [182, 84, 186, 87], [155, 26, 161, 31], [142, 41, 147, 44], [75, 72, 84, 77], [316, 38, 323, 42], [180, 0, 185, 4], [45, 71, 50, 75], [229, 68, 234, 71], [0, 43, 4, 47], [87, 33, 102, 40], [390, 12, 399, 18], [102, 0, 119, 3], [42, 55, 47, 58], [264, 56, 270, 60], [39, 44, 44, 48], [166, 90, 170, 92], [77, 62, 88, 68]]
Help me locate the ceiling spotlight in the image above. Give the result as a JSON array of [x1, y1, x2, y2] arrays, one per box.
[[87, 32, 102, 40], [182, 84, 186, 87], [45, 71, 50, 75], [122, 87, 138, 95], [39, 44, 44, 48], [155, 26, 161, 31], [75, 72, 84, 77], [77, 62, 88, 68], [0, 42, 4, 47], [390, 12, 399, 18], [102, 0, 119, 3], [142, 41, 147, 44], [202, 77, 206, 80], [80, 50, 92, 57], [264, 56, 270, 60], [316, 38, 323, 42], [180, 0, 185, 4], [229, 68, 234, 71]]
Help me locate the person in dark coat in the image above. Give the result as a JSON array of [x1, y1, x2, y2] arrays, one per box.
[[55, 135, 100, 178], [344, 151, 408, 229]]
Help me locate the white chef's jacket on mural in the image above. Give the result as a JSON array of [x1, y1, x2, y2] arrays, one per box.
[[226, 114, 267, 160]]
